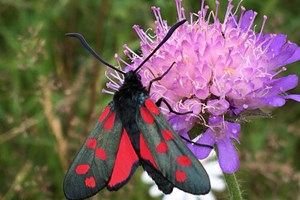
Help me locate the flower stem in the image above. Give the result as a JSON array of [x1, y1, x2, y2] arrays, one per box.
[[223, 172, 243, 200]]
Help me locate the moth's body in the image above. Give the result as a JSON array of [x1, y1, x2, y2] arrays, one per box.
[[113, 71, 148, 155]]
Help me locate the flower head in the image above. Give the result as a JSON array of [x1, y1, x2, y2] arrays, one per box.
[[105, 0, 300, 173]]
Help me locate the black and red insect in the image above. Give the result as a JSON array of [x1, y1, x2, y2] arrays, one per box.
[[64, 19, 210, 200]]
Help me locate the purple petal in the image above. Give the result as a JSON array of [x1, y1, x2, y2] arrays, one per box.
[[283, 94, 300, 102], [226, 15, 238, 28], [240, 10, 255, 31], [258, 74, 299, 97], [216, 139, 239, 173], [227, 122, 240, 143], [208, 115, 223, 125], [266, 34, 287, 55], [271, 74, 298, 93], [268, 42, 299, 68], [260, 96, 286, 107], [285, 46, 300, 65], [169, 115, 190, 132], [195, 129, 215, 159], [194, 86, 210, 99], [207, 99, 230, 116]]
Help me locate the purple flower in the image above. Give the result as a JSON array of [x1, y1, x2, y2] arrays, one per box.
[[105, 0, 300, 173], [195, 116, 240, 173]]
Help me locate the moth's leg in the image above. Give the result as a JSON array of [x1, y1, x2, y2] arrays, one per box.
[[155, 97, 192, 116], [156, 97, 213, 149], [180, 136, 213, 149], [148, 62, 176, 93]]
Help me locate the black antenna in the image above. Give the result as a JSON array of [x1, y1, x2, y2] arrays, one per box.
[[133, 19, 186, 73], [66, 19, 186, 75], [65, 33, 125, 75]]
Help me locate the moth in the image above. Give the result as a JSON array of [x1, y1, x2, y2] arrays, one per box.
[[63, 19, 210, 200]]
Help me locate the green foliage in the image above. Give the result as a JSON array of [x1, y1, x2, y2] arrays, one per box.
[[0, 0, 299, 199]]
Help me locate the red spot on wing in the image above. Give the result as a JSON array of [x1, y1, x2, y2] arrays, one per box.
[[85, 176, 96, 188], [140, 106, 154, 124], [145, 98, 160, 115], [108, 129, 139, 188], [162, 129, 174, 141], [175, 170, 186, 182], [75, 164, 90, 175], [156, 141, 168, 153], [103, 112, 115, 131], [95, 148, 107, 160], [176, 156, 192, 166], [140, 134, 158, 169], [86, 138, 97, 149], [99, 106, 110, 122]]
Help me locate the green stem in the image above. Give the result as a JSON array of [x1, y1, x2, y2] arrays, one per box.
[[223, 172, 243, 200]]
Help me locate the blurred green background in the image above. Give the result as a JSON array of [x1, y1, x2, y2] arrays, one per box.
[[0, 0, 300, 199]]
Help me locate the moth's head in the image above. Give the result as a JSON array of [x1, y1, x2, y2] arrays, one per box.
[[124, 70, 141, 82]]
